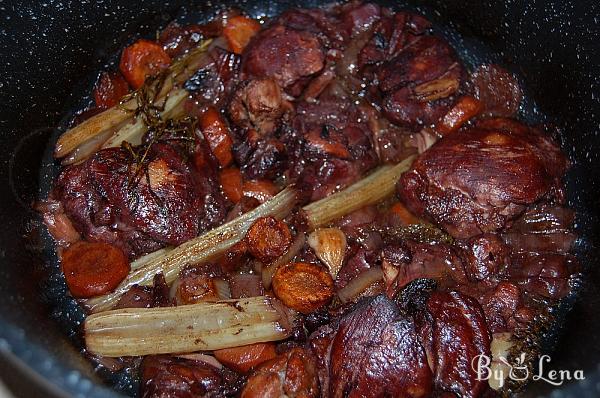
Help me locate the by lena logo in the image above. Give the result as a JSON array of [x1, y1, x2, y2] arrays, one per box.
[[472, 353, 585, 388]]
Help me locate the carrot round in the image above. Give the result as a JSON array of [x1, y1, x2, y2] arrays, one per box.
[[93, 71, 130, 109], [242, 179, 278, 204], [61, 241, 130, 298], [214, 343, 277, 373], [199, 106, 234, 167], [390, 202, 421, 226], [223, 16, 261, 54], [272, 262, 334, 314], [245, 216, 292, 264], [119, 39, 171, 89], [220, 167, 243, 203]]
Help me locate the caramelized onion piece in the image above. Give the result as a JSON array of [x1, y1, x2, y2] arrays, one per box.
[[337, 266, 384, 304]]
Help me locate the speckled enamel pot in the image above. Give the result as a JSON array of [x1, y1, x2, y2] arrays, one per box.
[[0, 1, 598, 397]]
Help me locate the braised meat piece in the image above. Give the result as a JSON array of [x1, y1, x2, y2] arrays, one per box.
[[309, 291, 491, 398], [54, 139, 226, 258], [358, 11, 431, 69], [185, 46, 241, 109], [375, 35, 463, 129], [228, 78, 288, 135], [398, 119, 568, 238], [458, 233, 511, 282], [140, 355, 242, 398], [242, 23, 325, 90], [309, 295, 432, 398], [415, 291, 491, 398], [241, 347, 319, 398], [338, 2, 381, 39], [507, 252, 578, 300], [469, 64, 522, 118], [159, 23, 207, 59], [287, 97, 379, 201]]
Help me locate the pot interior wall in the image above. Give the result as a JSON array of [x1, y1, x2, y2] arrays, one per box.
[[0, 0, 598, 397]]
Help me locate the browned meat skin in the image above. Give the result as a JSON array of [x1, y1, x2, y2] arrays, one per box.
[[375, 35, 463, 129], [458, 233, 511, 282], [469, 64, 522, 118], [398, 119, 568, 239], [185, 47, 241, 109], [242, 24, 325, 90], [114, 285, 153, 309], [358, 11, 431, 70], [507, 253, 578, 300], [359, 102, 415, 163], [228, 78, 288, 135], [416, 291, 491, 398], [502, 204, 579, 300], [287, 97, 379, 202], [337, 2, 381, 39], [232, 129, 288, 180], [54, 137, 226, 258], [114, 273, 175, 309], [480, 281, 530, 333], [241, 347, 319, 398], [140, 355, 242, 398], [309, 295, 433, 398], [158, 23, 207, 59]]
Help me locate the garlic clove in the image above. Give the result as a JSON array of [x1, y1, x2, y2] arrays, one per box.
[[489, 332, 513, 391], [307, 228, 347, 278]]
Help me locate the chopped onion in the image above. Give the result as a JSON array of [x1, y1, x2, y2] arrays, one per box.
[[214, 278, 231, 300], [337, 267, 384, 304], [230, 274, 264, 298], [176, 353, 223, 369], [262, 233, 306, 289]]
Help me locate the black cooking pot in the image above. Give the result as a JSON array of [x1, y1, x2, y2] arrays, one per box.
[[1, 0, 598, 396]]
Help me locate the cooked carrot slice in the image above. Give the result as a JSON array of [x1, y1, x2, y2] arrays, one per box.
[[390, 202, 421, 226], [437, 96, 483, 135], [93, 71, 130, 109], [199, 106, 234, 167], [223, 16, 261, 54], [245, 216, 292, 264], [272, 262, 334, 314], [61, 241, 130, 298], [214, 343, 277, 373], [242, 179, 278, 204], [119, 39, 171, 89], [220, 167, 243, 203]]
